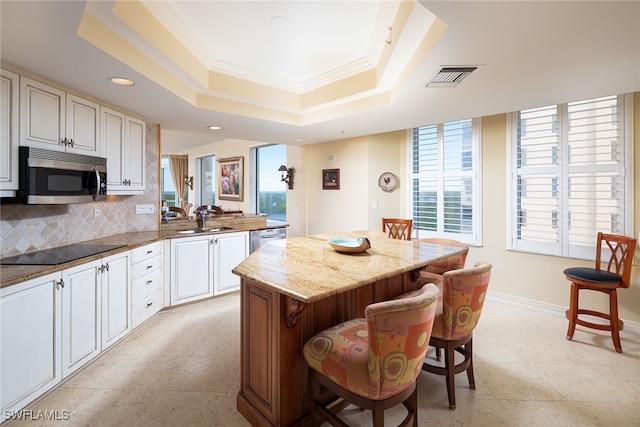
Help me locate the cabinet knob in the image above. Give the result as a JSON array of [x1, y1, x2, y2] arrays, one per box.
[[68, 138, 74, 147], [146, 302, 153, 308]]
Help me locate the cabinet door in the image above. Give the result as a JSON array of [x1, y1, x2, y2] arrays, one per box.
[[0, 273, 61, 414], [101, 252, 130, 350], [0, 68, 19, 191], [170, 236, 214, 305], [20, 77, 65, 150], [65, 94, 100, 156], [61, 260, 101, 377], [102, 106, 125, 191], [214, 232, 249, 295], [124, 116, 145, 191]]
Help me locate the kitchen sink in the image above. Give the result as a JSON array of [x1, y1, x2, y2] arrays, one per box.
[[177, 227, 233, 234]]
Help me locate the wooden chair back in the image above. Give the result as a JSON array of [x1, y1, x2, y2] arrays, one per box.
[[381, 218, 412, 240], [596, 232, 637, 289], [168, 206, 187, 218]]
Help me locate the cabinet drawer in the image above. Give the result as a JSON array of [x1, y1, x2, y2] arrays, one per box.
[[131, 289, 162, 328], [131, 254, 161, 279], [131, 242, 162, 264], [131, 268, 162, 305]]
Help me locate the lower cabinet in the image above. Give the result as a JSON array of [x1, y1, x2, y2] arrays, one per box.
[[101, 251, 131, 350], [130, 242, 163, 328], [170, 231, 249, 304], [0, 273, 61, 415], [61, 260, 102, 378], [214, 231, 249, 295], [0, 244, 163, 416], [170, 235, 214, 305]]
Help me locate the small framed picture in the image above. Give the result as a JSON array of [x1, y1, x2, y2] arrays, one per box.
[[322, 168, 340, 190], [218, 157, 243, 201]]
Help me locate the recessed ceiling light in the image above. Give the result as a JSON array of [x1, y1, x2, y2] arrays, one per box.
[[108, 77, 135, 86], [207, 125, 223, 130], [294, 138, 306, 142]]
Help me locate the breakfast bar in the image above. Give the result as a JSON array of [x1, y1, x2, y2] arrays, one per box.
[[232, 233, 467, 426]]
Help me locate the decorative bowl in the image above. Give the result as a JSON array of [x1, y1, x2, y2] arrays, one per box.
[[327, 237, 371, 253]]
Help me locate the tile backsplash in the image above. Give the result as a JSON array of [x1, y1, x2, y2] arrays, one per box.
[[0, 123, 160, 258]]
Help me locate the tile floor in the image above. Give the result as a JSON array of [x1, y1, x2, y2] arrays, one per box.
[[6, 292, 640, 426]]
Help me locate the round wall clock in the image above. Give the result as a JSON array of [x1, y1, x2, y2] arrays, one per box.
[[378, 172, 398, 192]]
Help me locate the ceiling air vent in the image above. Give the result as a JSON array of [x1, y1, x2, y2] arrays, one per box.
[[426, 66, 478, 87]]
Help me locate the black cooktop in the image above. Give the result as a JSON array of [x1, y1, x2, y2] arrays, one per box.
[[0, 244, 126, 266]]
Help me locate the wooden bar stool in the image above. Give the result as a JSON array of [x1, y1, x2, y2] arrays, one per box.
[[564, 232, 637, 353]]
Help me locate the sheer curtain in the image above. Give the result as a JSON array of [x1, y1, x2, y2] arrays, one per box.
[[169, 155, 188, 209]]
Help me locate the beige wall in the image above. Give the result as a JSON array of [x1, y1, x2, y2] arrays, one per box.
[[302, 131, 407, 236]]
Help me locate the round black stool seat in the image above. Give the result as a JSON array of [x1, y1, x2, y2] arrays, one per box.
[[564, 267, 621, 284]]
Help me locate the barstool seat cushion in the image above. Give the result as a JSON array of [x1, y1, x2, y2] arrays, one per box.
[[564, 267, 622, 284]]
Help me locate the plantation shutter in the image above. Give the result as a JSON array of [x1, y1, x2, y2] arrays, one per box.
[[412, 119, 479, 244], [511, 94, 630, 259]]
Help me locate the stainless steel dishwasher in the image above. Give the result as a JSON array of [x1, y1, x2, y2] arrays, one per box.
[[250, 227, 287, 253]]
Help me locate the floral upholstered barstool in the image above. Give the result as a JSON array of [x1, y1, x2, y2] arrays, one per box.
[[303, 283, 440, 427]]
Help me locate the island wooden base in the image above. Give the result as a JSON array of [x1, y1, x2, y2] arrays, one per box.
[[237, 270, 422, 426]]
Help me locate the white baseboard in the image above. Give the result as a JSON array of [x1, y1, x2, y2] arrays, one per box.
[[486, 290, 640, 336]]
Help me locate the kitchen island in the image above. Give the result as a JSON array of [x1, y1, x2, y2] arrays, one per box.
[[232, 232, 467, 427]]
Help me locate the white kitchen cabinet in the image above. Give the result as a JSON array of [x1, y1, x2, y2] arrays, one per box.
[[130, 242, 163, 328], [170, 235, 214, 305], [0, 68, 19, 193], [20, 77, 100, 155], [100, 251, 131, 350], [65, 93, 100, 155], [213, 231, 249, 295], [102, 106, 145, 195], [61, 260, 101, 378], [0, 273, 61, 415]]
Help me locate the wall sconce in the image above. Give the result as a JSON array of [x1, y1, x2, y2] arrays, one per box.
[[184, 175, 194, 190], [278, 165, 294, 190]]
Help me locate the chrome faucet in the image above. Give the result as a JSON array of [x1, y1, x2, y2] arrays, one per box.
[[197, 211, 207, 228]]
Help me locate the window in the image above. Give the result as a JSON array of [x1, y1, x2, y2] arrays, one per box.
[[410, 119, 482, 245], [251, 144, 286, 220], [508, 94, 633, 259], [197, 155, 216, 206], [160, 156, 178, 206]]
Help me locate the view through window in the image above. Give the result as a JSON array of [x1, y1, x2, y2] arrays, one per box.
[[160, 155, 188, 207], [198, 155, 216, 206], [255, 144, 286, 221], [410, 119, 481, 245]]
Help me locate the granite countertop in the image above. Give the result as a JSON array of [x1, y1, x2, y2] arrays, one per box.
[[1, 221, 288, 289], [231, 232, 467, 303]]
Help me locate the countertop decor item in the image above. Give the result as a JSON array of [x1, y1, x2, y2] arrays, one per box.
[[327, 237, 371, 253]]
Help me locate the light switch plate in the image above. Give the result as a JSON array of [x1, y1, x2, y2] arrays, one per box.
[[135, 204, 155, 214]]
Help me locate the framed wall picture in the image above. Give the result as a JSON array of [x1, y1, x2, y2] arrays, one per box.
[[322, 168, 340, 190], [218, 156, 244, 201]]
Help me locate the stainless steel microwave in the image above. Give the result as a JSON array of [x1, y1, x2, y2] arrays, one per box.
[[2, 147, 107, 204]]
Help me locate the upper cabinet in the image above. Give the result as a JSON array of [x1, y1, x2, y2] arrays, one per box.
[[20, 77, 100, 156], [102, 107, 145, 195], [0, 68, 19, 192]]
